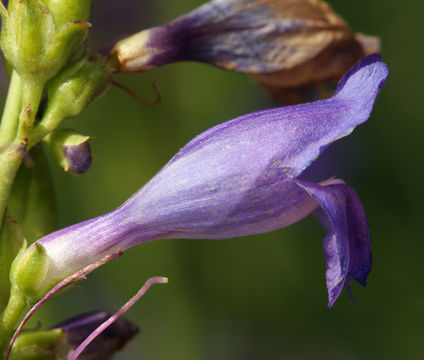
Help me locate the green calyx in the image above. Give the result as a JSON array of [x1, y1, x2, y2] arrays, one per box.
[[47, 57, 112, 120], [9, 328, 64, 360], [9, 240, 50, 304], [0, 0, 90, 84], [0, 241, 50, 350]]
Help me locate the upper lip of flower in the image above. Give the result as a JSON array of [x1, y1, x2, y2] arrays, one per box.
[[35, 54, 388, 307]]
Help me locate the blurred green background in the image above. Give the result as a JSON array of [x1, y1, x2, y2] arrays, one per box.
[[3, 0, 424, 359]]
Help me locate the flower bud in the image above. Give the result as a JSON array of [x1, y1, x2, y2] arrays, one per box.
[[51, 311, 139, 359], [0, 0, 90, 83], [45, 129, 92, 175], [47, 57, 112, 120]]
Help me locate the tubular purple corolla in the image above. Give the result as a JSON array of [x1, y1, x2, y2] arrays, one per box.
[[35, 55, 388, 306]]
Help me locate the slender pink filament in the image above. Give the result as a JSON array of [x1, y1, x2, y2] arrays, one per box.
[[69, 276, 168, 360]]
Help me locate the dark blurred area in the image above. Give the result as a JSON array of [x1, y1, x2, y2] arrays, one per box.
[[1, 0, 423, 359]]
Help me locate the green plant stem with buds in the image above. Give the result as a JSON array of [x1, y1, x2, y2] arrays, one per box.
[[0, 0, 112, 356], [0, 76, 46, 345]]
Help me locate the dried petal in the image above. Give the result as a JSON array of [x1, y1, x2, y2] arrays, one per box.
[[112, 0, 379, 104], [253, 34, 381, 103], [113, 0, 351, 72]]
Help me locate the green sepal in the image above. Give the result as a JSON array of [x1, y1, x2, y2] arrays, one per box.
[[0, 213, 25, 311], [7, 145, 56, 243], [10, 329, 63, 360], [10, 240, 50, 304], [44, 129, 91, 173], [43, 0, 91, 27], [47, 56, 112, 119], [41, 21, 90, 80]]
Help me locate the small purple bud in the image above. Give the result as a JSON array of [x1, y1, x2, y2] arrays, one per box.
[[45, 129, 92, 175], [52, 311, 139, 359], [63, 142, 92, 175]]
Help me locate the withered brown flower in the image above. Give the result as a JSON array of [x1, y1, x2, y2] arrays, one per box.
[[111, 0, 380, 104]]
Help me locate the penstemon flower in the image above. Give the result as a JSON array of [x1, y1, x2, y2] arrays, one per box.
[[23, 54, 388, 307]]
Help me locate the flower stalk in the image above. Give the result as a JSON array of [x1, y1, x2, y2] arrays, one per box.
[[0, 287, 27, 354], [0, 71, 22, 147]]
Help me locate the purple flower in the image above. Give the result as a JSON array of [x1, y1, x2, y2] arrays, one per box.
[[35, 55, 388, 306]]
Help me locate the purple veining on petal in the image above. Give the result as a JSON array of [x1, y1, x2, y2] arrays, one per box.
[[64, 143, 92, 174], [36, 55, 388, 305]]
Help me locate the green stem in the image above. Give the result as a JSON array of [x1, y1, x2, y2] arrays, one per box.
[[0, 76, 45, 228], [15, 77, 45, 144], [0, 145, 25, 225], [28, 105, 63, 150], [0, 71, 22, 147], [0, 288, 26, 352]]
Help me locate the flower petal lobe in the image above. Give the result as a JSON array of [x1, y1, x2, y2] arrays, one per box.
[[295, 180, 371, 307]]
